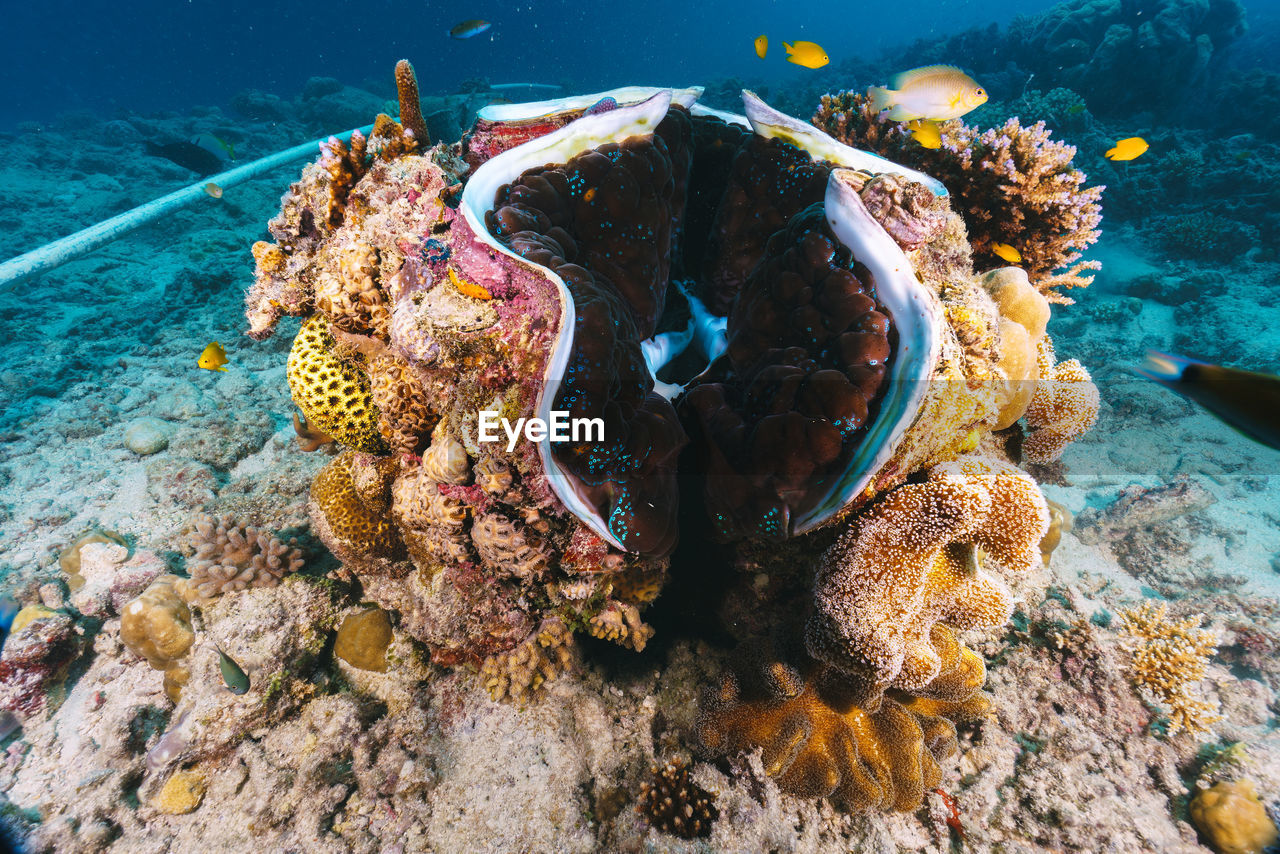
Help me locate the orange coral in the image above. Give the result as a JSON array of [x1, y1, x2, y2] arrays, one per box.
[[1022, 340, 1099, 464], [309, 451, 405, 567], [697, 632, 990, 812], [368, 354, 436, 458], [807, 456, 1048, 693]]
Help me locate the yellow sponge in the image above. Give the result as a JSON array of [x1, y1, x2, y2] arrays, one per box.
[[287, 315, 387, 454]]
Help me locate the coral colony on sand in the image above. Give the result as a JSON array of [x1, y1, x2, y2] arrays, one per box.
[[231, 61, 1103, 812]]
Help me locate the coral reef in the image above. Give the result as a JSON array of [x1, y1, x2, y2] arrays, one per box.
[[1189, 779, 1279, 854], [176, 515, 306, 606], [1119, 601, 1221, 737], [394, 59, 429, 147], [637, 758, 718, 838], [286, 315, 386, 455], [0, 610, 80, 720], [811, 92, 1103, 301], [121, 574, 195, 702]]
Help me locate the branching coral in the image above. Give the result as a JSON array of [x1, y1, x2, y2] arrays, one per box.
[[1022, 340, 1100, 464], [812, 92, 1103, 302], [637, 758, 718, 838], [807, 456, 1049, 693], [175, 515, 306, 606], [393, 59, 430, 148], [1119, 601, 1221, 737]]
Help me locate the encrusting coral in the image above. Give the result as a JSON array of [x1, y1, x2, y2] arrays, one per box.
[[334, 606, 393, 672], [807, 455, 1049, 694], [174, 515, 306, 606], [1189, 779, 1279, 854], [1119, 600, 1221, 737], [811, 92, 1103, 302], [637, 758, 718, 839]]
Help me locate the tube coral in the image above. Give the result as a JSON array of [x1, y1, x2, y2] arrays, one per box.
[[811, 92, 1103, 302]]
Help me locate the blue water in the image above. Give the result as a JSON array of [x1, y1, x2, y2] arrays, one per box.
[[4, 0, 1062, 127]]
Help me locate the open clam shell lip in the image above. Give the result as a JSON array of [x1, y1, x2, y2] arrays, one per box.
[[796, 168, 943, 535], [741, 90, 950, 198], [461, 89, 676, 551], [462, 85, 943, 549], [476, 86, 702, 124]]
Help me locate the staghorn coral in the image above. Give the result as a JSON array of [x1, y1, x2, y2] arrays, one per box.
[[697, 632, 991, 812], [812, 92, 1103, 301], [287, 315, 387, 455], [175, 515, 306, 606], [637, 758, 718, 839], [1021, 339, 1100, 464], [1189, 779, 1279, 854], [480, 618, 574, 703], [807, 456, 1049, 694], [368, 354, 436, 458], [1119, 601, 1221, 737]]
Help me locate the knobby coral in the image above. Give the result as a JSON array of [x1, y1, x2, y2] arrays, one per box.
[[1022, 340, 1100, 464], [176, 516, 306, 606], [637, 758, 718, 838], [1119, 601, 1221, 737], [812, 92, 1103, 302]]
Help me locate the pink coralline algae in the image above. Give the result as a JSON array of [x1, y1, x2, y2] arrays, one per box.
[[0, 612, 80, 720]]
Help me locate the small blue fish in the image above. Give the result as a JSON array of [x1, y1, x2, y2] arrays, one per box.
[[216, 646, 250, 695], [1136, 351, 1280, 450], [450, 19, 491, 39]]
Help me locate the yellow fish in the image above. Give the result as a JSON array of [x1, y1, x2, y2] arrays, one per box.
[[754, 34, 768, 59], [198, 342, 229, 372], [990, 242, 1022, 263], [204, 182, 223, 199], [868, 64, 987, 121], [784, 40, 829, 69], [907, 119, 942, 149], [1105, 137, 1148, 161]]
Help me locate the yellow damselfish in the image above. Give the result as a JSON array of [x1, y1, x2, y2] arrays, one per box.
[[784, 40, 828, 69], [198, 342, 229, 372], [907, 119, 942, 149], [1105, 137, 1148, 161], [990, 242, 1022, 263], [869, 64, 987, 121], [754, 34, 768, 59]]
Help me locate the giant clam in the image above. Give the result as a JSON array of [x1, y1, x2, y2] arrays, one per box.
[[247, 83, 1011, 669]]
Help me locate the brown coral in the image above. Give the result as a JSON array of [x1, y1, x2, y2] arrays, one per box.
[[175, 515, 305, 606], [315, 242, 392, 340], [1022, 340, 1100, 464], [1119, 601, 1221, 736], [394, 59, 429, 148], [309, 451, 406, 568], [480, 618, 574, 703], [697, 634, 990, 812], [637, 758, 718, 839], [368, 354, 436, 458], [121, 575, 195, 702], [812, 92, 1103, 301], [471, 513, 553, 580], [1189, 779, 1279, 854], [586, 601, 654, 652], [807, 456, 1049, 694]]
